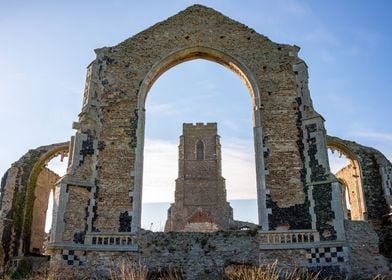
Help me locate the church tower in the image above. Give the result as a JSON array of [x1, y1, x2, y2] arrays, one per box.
[[165, 123, 233, 232]]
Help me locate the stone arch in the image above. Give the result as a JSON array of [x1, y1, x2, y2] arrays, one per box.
[[0, 142, 68, 267], [327, 135, 392, 258], [57, 5, 343, 243], [327, 135, 392, 223], [26, 144, 69, 254], [327, 137, 366, 220], [136, 46, 261, 109], [132, 46, 266, 231]]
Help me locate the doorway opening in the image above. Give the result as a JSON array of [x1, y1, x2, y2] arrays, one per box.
[[141, 59, 258, 231]]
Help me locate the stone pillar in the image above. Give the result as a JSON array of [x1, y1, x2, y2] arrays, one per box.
[[253, 107, 268, 230], [131, 108, 145, 232]]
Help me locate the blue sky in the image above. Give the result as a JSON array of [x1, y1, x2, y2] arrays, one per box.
[[1, 1, 391, 228]]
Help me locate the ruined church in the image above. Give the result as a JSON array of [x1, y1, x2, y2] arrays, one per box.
[[0, 5, 392, 279]]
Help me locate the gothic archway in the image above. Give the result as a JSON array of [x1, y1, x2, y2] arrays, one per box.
[[327, 138, 366, 220], [27, 144, 69, 254], [132, 47, 267, 231], [55, 5, 339, 243], [0, 142, 68, 267]]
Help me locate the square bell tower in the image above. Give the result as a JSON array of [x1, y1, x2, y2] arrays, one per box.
[[165, 123, 233, 232]]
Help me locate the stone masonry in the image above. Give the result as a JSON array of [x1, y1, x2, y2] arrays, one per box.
[[49, 3, 341, 239], [327, 135, 392, 258], [165, 123, 233, 232], [0, 4, 391, 278], [336, 163, 364, 220], [30, 167, 60, 254], [0, 142, 68, 271]]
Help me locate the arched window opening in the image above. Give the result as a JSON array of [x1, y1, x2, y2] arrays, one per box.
[[45, 189, 54, 233], [30, 154, 68, 255], [196, 140, 204, 160], [339, 180, 352, 220], [141, 59, 257, 232], [327, 147, 365, 221]]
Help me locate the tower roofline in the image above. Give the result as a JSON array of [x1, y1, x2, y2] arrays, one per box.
[[183, 122, 217, 129]]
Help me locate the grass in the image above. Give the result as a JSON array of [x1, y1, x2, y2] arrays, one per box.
[[225, 261, 321, 280], [0, 259, 387, 280]]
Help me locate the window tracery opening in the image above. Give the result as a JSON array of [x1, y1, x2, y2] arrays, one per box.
[[196, 140, 204, 160]]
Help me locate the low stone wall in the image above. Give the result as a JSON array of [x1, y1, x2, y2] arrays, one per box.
[[345, 220, 390, 277], [48, 230, 352, 279]]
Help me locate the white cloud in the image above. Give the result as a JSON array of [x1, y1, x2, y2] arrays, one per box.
[[221, 138, 257, 200], [142, 139, 178, 203], [319, 49, 336, 64], [142, 137, 257, 203], [351, 131, 392, 162], [147, 103, 191, 116], [344, 29, 380, 58], [221, 120, 240, 132], [353, 29, 380, 49], [347, 45, 360, 57], [327, 149, 350, 174], [47, 155, 68, 176], [278, 0, 309, 18], [353, 131, 392, 142], [318, 78, 356, 113], [195, 79, 217, 92], [303, 27, 340, 47]]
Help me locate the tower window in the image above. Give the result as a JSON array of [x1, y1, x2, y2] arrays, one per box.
[[196, 140, 204, 160]]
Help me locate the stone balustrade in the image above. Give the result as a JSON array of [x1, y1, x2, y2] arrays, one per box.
[[259, 230, 320, 247], [84, 233, 137, 250]]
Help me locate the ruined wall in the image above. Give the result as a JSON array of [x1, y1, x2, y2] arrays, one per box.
[[52, 5, 341, 243], [48, 230, 351, 279], [2, 4, 391, 278], [327, 136, 392, 222], [62, 186, 90, 242], [0, 142, 68, 268], [345, 220, 390, 277], [30, 167, 60, 254], [327, 135, 392, 257], [336, 164, 363, 220], [268, 60, 342, 239]]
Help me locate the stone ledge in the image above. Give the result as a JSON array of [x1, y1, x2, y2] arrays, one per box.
[[60, 177, 95, 188], [47, 242, 138, 252], [260, 240, 347, 250], [306, 178, 338, 186]]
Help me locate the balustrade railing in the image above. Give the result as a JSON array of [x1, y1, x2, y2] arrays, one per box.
[[259, 230, 320, 244], [84, 233, 137, 248]]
